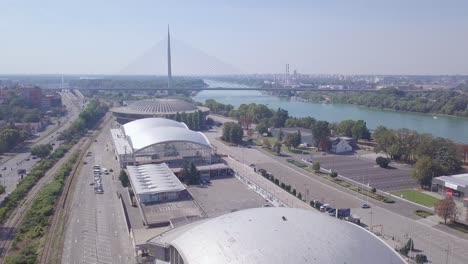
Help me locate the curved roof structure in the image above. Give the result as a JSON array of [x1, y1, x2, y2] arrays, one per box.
[[123, 118, 188, 138], [148, 207, 406, 264], [128, 127, 211, 152], [112, 99, 208, 116]]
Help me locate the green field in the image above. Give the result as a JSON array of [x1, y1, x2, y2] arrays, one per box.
[[393, 190, 440, 207]]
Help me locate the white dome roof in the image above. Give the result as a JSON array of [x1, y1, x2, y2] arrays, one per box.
[[148, 207, 406, 264]]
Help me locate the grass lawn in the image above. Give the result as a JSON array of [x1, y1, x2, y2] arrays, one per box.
[[392, 190, 440, 207]]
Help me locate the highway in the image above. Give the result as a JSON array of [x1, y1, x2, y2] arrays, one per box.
[[207, 116, 468, 264], [0, 90, 84, 202], [61, 118, 134, 264]]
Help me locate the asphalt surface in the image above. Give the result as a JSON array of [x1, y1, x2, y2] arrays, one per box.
[[303, 153, 418, 192], [61, 118, 135, 264], [205, 119, 468, 264], [0, 91, 83, 202]]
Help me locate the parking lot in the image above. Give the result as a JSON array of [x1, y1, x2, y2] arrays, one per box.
[[188, 176, 269, 218], [306, 154, 418, 192]]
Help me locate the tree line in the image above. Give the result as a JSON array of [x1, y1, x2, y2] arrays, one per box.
[[174, 110, 205, 131], [59, 100, 108, 142], [299, 87, 468, 117], [373, 126, 462, 187]]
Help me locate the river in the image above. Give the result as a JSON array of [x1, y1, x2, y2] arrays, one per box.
[[193, 87, 468, 143]]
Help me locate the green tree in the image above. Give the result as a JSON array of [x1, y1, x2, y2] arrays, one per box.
[[273, 141, 282, 155], [222, 122, 243, 144], [337, 120, 356, 137], [262, 138, 272, 150], [278, 129, 284, 141], [187, 163, 201, 185], [119, 170, 130, 187], [0, 129, 20, 149], [375, 156, 390, 168], [411, 157, 440, 188], [256, 121, 269, 135], [312, 161, 321, 172], [296, 130, 302, 146], [31, 144, 53, 158], [270, 108, 289, 128], [312, 121, 330, 148], [175, 112, 181, 122], [351, 120, 371, 140]]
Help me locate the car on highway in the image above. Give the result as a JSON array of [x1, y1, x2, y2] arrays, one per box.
[[361, 203, 371, 209]]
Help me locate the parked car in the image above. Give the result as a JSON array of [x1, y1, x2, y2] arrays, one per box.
[[1, 167, 6, 170], [361, 203, 371, 209], [320, 204, 330, 212]]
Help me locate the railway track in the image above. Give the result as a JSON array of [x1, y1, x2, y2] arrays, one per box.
[[0, 140, 82, 263]]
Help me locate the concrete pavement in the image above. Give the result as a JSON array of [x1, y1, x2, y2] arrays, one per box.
[[61, 119, 134, 264]]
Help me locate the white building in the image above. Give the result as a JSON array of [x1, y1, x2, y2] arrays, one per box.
[[127, 163, 186, 204], [111, 117, 212, 167], [331, 137, 353, 154], [144, 207, 406, 264]]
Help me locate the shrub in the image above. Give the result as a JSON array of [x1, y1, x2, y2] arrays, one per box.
[[415, 254, 427, 263], [371, 187, 376, 193], [376, 156, 390, 168], [311, 161, 321, 172], [330, 170, 338, 178]]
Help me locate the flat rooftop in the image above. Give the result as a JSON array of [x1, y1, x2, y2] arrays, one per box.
[[436, 173, 468, 188], [187, 177, 269, 218], [127, 163, 186, 195], [110, 128, 133, 155], [140, 199, 205, 226], [171, 163, 230, 173]]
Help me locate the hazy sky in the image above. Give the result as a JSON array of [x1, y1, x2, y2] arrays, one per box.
[[1, 0, 468, 75]]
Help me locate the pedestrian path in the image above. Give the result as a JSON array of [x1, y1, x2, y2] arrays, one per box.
[[224, 157, 311, 210]]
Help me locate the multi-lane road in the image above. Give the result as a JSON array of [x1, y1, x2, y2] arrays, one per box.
[[0, 90, 84, 202], [61, 119, 135, 264]]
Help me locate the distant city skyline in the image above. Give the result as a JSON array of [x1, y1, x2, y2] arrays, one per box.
[[1, 0, 468, 75]]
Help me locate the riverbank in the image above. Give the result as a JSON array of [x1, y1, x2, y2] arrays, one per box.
[[193, 90, 468, 143]]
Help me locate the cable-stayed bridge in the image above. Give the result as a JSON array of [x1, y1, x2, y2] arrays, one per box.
[[45, 27, 434, 93]]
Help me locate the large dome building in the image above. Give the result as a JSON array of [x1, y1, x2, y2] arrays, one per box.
[[144, 207, 406, 264], [111, 98, 209, 124]]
